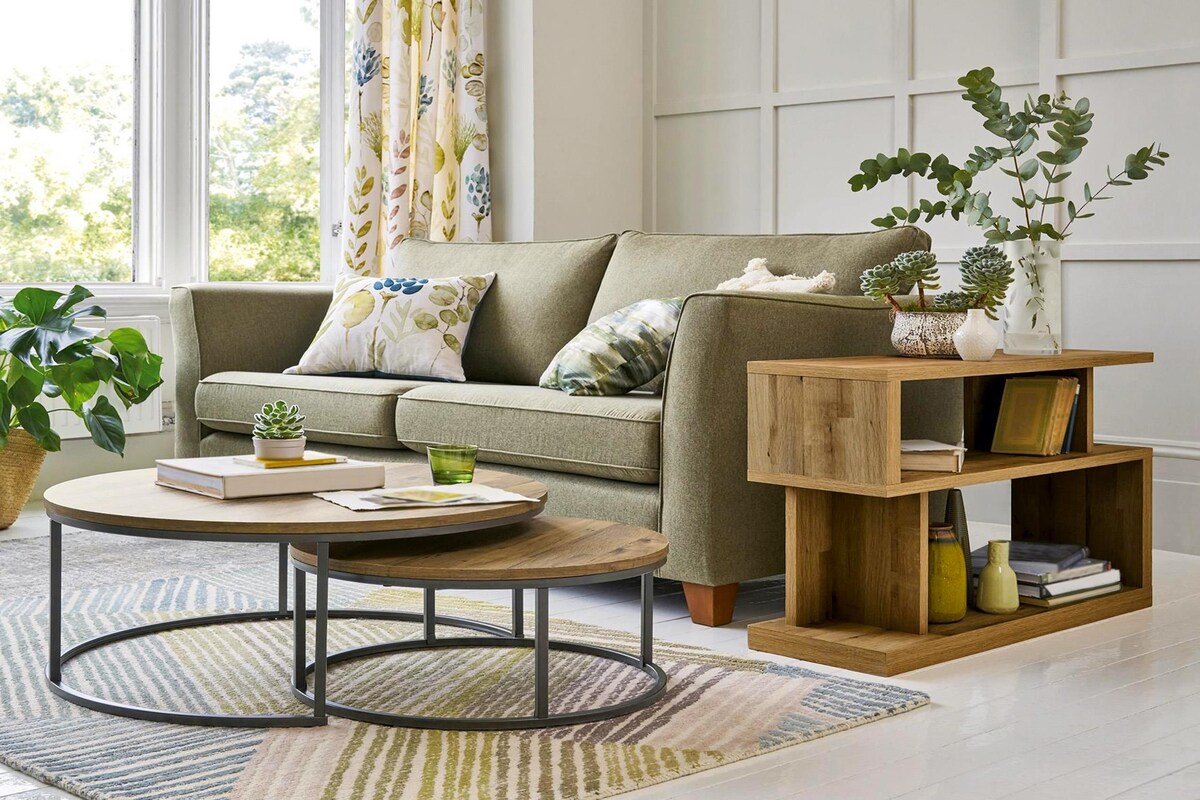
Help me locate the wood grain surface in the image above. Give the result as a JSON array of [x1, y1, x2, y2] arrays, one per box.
[[747, 349, 1153, 382], [748, 586, 1153, 676], [290, 517, 668, 581], [43, 465, 547, 536]]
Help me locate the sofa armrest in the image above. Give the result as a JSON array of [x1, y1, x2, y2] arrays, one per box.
[[657, 290, 961, 586], [170, 283, 333, 456]]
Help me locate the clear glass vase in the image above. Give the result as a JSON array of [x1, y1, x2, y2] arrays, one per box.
[[1003, 239, 1062, 355]]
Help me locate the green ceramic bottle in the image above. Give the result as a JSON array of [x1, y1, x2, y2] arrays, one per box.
[[928, 524, 967, 623], [976, 539, 1020, 614]]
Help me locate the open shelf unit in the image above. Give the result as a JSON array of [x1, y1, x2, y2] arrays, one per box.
[[745, 350, 1154, 676]]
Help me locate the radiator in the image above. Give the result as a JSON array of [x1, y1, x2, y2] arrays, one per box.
[[48, 315, 164, 440]]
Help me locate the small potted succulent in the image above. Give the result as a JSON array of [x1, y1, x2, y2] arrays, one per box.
[[861, 246, 1013, 359], [252, 401, 307, 460]]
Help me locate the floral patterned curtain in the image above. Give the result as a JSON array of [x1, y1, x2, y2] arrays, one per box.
[[343, 0, 491, 277]]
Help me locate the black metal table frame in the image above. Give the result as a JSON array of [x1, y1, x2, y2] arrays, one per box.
[[44, 507, 540, 729], [289, 555, 669, 730]]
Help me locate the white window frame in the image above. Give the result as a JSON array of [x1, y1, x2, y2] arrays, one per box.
[[0, 0, 346, 313]]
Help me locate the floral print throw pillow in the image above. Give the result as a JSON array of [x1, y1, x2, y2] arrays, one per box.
[[540, 297, 683, 396], [286, 273, 495, 382]]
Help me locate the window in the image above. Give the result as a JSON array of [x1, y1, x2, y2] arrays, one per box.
[[0, 1, 137, 283], [0, 1, 345, 292], [207, 0, 323, 282]]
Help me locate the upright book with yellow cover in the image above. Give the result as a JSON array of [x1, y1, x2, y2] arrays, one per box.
[[991, 376, 1079, 456]]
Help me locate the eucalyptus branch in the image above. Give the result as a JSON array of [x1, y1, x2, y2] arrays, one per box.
[[847, 66, 1172, 245], [1038, 164, 1059, 227], [1061, 176, 1119, 237], [1010, 148, 1036, 237]]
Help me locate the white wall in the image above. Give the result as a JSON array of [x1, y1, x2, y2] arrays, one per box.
[[488, 0, 644, 241], [487, 0, 536, 241], [646, 0, 1200, 553]]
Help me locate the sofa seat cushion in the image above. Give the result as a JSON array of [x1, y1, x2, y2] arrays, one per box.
[[395, 384, 661, 483], [196, 372, 431, 449]]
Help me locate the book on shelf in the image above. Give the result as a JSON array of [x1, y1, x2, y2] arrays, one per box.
[[231, 452, 347, 469], [1018, 568, 1121, 599], [899, 439, 966, 473], [1019, 583, 1122, 608], [156, 456, 385, 499], [991, 375, 1080, 456], [1012, 557, 1110, 585], [970, 541, 1089, 575], [1060, 386, 1080, 453]]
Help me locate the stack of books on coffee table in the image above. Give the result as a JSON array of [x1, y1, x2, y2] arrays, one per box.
[[156, 453, 385, 499], [970, 541, 1121, 608]]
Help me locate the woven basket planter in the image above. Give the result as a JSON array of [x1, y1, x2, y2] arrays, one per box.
[[0, 430, 47, 530]]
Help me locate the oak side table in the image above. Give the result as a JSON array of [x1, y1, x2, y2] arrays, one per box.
[[745, 349, 1154, 676]]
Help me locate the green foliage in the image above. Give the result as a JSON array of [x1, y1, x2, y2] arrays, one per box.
[[933, 291, 974, 313], [208, 40, 320, 282], [0, 286, 163, 454], [1, 32, 321, 284], [893, 250, 940, 307], [862, 246, 1014, 316], [252, 400, 305, 440], [847, 65, 1172, 244], [859, 262, 906, 312], [0, 67, 133, 282], [958, 245, 1015, 319]]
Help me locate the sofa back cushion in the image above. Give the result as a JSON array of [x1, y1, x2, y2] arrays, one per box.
[[588, 227, 931, 321], [392, 235, 618, 384]]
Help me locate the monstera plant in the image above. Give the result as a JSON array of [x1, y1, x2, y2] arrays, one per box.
[[0, 285, 163, 528]]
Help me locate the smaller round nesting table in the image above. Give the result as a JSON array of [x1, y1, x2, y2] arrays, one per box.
[[289, 517, 669, 730]]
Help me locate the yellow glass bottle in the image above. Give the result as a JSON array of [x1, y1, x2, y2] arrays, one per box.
[[976, 540, 1020, 614], [928, 523, 967, 623]]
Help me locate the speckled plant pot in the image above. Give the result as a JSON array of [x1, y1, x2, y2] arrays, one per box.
[[890, 311, 967, 358]]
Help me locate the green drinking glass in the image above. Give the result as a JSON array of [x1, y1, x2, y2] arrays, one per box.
[[427, 444, 479, 485]]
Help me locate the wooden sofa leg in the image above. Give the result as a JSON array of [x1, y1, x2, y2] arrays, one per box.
[[682, 582, 739, 627]]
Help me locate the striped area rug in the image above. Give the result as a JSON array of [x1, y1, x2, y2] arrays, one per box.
[[0, 531, 928, 799]]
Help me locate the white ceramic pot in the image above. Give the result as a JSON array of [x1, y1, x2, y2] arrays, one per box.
[[253, 436, 307, 460], [953, 308, 999, 361]]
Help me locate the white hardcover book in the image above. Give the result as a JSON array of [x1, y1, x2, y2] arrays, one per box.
[[1040, 568, 1122, 597], [156, 456, 385, 499]]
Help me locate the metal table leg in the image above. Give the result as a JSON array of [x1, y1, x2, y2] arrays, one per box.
[[293, 561, 307, 692], [424, 588, 436, 642], [49, 521, 62, 684], [641, 573, 654, 666], [277, 543, 289, 613], [512, 589, 524, 638], [534, 587, 549, 719], [313, 543, 329, 720]]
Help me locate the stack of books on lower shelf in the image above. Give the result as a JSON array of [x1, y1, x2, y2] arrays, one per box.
[[971, 541, 1122, 608]]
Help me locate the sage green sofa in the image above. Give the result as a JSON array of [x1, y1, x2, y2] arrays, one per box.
[[171, 227, 960, 625]]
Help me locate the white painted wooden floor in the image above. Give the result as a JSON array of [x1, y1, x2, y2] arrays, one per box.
[[5, 510, 1200, 799]]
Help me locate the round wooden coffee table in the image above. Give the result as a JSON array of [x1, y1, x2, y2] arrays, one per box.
[[41, 464, 547, 728], [289, 517, 669, 730]]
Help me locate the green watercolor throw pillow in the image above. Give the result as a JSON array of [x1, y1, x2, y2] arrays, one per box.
[[540, 297, 684, 396], [287, 273, 495, 382]]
